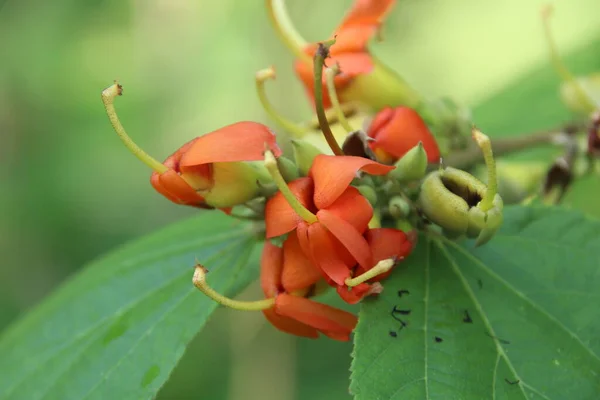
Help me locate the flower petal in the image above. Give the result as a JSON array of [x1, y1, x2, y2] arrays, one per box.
[[260, 241, 284, 298], [368, 107, 440, 162], [281, 233, 323, 293], [366, 227, 414, 261], [309, 155, 394, 209], [265, 177, 315, 238], [262, 309, 319, 339], [334, 0, 396, 51], [324, 186, 372, 233], [179, 122, 282, 167], [317, 209, 372, 269], [306, 223, 352, 285], [355, 228, 415, 280], [336, 283, 372, 304], [150, 169, 208, 207], [275, 293, 357, 340], [293, 53, 371, 109]]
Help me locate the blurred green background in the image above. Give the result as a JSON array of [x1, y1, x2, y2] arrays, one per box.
[[0, 0, 598, 399]]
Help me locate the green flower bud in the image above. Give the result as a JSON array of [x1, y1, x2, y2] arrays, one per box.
[[356, 185, 378, 207], [389, 142, 428, 182], [388, 196, 411, 219], [291, 139, 323, 176], [277, 156, 300, 182]]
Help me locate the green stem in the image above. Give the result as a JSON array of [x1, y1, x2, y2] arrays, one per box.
[[101, 82, 167, 174], [256, 67, 306, 137], [438, 126, 582, 170], [325, 64, 353, 133], [313, 40, 344, 156]]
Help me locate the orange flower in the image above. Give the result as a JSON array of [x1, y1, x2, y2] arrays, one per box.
[[150, 121, 282, 209], [261, 237, 357, 341], [272, 0, 420, 111], [330, 228, 414, 304], [265, 155, 393, 286], [367, 107, 440, 164], [101, 84, 282, 210]]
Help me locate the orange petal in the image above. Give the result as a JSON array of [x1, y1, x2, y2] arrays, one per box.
[[293, 53, 370, 109], [150, 169, 207, 207], [281, 233, 323, 293], [355, 228, 414, 280], [262, 308, 319, 339], [334, 0, 396, 51], [367, 107, 440, 162], [366, 228, 414, 261], [179, 122, 282, 167], [336, 283, 372, 304], [324, 186, 372, 233], [306, 223, 352, 285], [310, 155, 394, 209], [317, 209, 372, 269], [275, 293, 357, 340], [260, 241, 284, 298], [296, 222, 313, 262], [265, 177, 316, 238]]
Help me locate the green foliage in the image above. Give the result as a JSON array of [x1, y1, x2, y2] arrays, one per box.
[[351, 206, 600, 399], [0, 212, 261, 400]]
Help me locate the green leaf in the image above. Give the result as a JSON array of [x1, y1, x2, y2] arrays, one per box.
[[0, 212, 262, 400], [473, 38, 600, 138], [472, 37, 600, 217], [351, 206, 600, 399]]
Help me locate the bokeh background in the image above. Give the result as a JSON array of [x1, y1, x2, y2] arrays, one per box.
[[1, 0, 598, 399]]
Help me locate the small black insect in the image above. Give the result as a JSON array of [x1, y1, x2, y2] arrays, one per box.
[[389, 330, 398, 338], [397, 289, 410, 297], [504, 378, 520, 385], [462, 310, 473, 324], [434, 336, 443, 343]]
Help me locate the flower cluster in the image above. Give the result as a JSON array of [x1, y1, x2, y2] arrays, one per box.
[[102, 0, 503, 341]]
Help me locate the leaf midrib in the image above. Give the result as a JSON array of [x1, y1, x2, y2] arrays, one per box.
[[434, 239, 531, 400]]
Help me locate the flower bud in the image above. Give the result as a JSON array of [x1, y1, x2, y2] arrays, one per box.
[[418, 167, 503, 246], [291, 139, 323, 176], [367, 107, 440, 165], [389, 142, 428, 182], [277, 156, 300, 182], [388, 196, 411, 219], [355, 185, 378, 207]]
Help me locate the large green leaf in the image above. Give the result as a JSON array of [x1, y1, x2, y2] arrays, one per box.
[[0, 212, 261, 400], [472, 37, 600, 218], [473, 38, 600, 138], [350, 206, 600, 399]]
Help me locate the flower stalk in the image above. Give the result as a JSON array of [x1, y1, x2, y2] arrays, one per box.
[[471, 128, 497, 212], [101, 82, 167, 174], [325, 63, 353, 134], [264, 150, 318, 223], [313, 39, 344, 156], [193, 264, 275, 311], [266, 0, 311, 64], [256, 67, 306, 137], [345, 259, 395, 287]]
